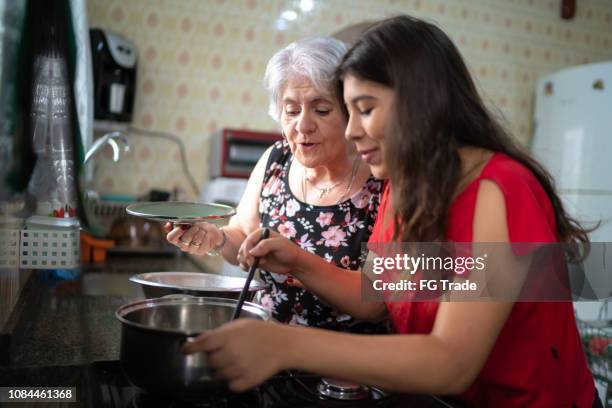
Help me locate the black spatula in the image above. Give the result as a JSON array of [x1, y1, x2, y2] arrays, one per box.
[[232, 228, 270, 320]]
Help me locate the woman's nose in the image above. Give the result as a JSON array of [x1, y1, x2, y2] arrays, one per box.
[[296, 111, 316, 134]]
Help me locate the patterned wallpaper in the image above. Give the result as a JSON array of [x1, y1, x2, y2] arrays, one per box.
[[87, 0, 612, 200]]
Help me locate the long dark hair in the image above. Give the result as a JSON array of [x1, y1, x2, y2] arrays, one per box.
[[337, 15, 589, 254]]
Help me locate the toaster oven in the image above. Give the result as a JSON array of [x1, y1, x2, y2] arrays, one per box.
[[209, 128, 282, 179]]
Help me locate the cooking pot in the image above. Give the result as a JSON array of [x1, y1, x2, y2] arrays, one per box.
[[129, 272, 266, 300], [115, 296, 270, 397]]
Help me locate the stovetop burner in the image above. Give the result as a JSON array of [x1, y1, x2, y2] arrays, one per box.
[[77, 360, 463, 408], [261, 371, 397, 407], [317, 378, 369, 400]]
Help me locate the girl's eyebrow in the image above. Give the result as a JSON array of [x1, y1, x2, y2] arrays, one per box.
[[348, 95, 376, 104]]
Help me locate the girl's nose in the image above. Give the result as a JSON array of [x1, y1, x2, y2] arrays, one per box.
[[345, 114, 361, 141]]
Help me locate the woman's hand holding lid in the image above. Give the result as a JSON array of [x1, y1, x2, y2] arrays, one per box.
[[164, 221, 225, 256]]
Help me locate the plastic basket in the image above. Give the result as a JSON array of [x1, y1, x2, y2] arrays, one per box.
[[0, 229, 20, 268], [19, 228, 80, 269], [577, 318, 612, 385], [577, 302, 612, 407]]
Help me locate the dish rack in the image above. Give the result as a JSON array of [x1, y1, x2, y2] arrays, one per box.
[[576, 300, 612, 405], [83, 194, 131, 236]]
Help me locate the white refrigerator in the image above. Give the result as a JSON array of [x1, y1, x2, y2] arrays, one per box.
[[531, 61, 612, 320]]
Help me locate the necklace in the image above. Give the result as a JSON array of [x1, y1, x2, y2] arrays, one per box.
[[302, 157, 360, 205], [307, 173, 345, 199]]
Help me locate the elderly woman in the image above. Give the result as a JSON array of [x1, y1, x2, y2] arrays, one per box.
[[166, 37, 384, 331]]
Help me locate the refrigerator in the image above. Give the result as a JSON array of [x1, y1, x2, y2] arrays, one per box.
[[531, 61, 612, 320]]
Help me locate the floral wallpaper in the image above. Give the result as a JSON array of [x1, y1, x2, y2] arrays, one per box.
[[87, 0, 612, 199]]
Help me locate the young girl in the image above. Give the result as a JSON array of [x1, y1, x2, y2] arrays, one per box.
[[184, 16, 599, 407]]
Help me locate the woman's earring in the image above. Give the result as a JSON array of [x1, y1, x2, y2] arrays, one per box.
[[281, 130, 286, 139]]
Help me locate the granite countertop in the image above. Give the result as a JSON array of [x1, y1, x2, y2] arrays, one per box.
[[0, 254, 466, 408], [0, 252, 210, 368]]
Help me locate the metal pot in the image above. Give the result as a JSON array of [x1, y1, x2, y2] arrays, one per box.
[[129, 272, 266, 300], [115, 296, 270, 397]]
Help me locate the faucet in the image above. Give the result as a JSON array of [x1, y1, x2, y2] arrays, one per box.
[[84, 131, 130, 164], [82, 131, 131, 237]]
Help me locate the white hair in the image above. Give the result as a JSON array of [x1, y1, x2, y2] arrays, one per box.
[[263, 36, 348, 122]]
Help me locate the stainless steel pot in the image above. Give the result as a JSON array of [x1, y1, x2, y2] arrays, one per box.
[[129, 272, 266, 300], [115, 296, 270, 397]]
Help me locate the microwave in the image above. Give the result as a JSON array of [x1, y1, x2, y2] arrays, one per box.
[[209, 129, 282, 179]]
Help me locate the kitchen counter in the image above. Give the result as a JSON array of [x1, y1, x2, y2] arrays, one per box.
[[0, 253, 465, 408], [0, 252, 209, 368]]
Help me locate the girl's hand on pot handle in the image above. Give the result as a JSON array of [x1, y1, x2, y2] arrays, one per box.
[[164, 221, 224, 256], [182, 320, 290, 392], [237, 228, 300, 274]]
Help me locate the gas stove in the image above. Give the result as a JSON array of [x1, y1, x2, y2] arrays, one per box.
[[0, 361, 464, 407], [79, 361, 464, 408]]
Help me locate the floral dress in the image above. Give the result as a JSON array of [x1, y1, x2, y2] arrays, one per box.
[[258, 140, 386, 332]]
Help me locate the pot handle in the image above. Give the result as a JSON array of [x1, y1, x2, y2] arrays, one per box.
[[182, 336, 217, 381]]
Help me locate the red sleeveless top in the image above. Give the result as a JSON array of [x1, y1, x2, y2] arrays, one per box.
[[369, 153, 595, 407]]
